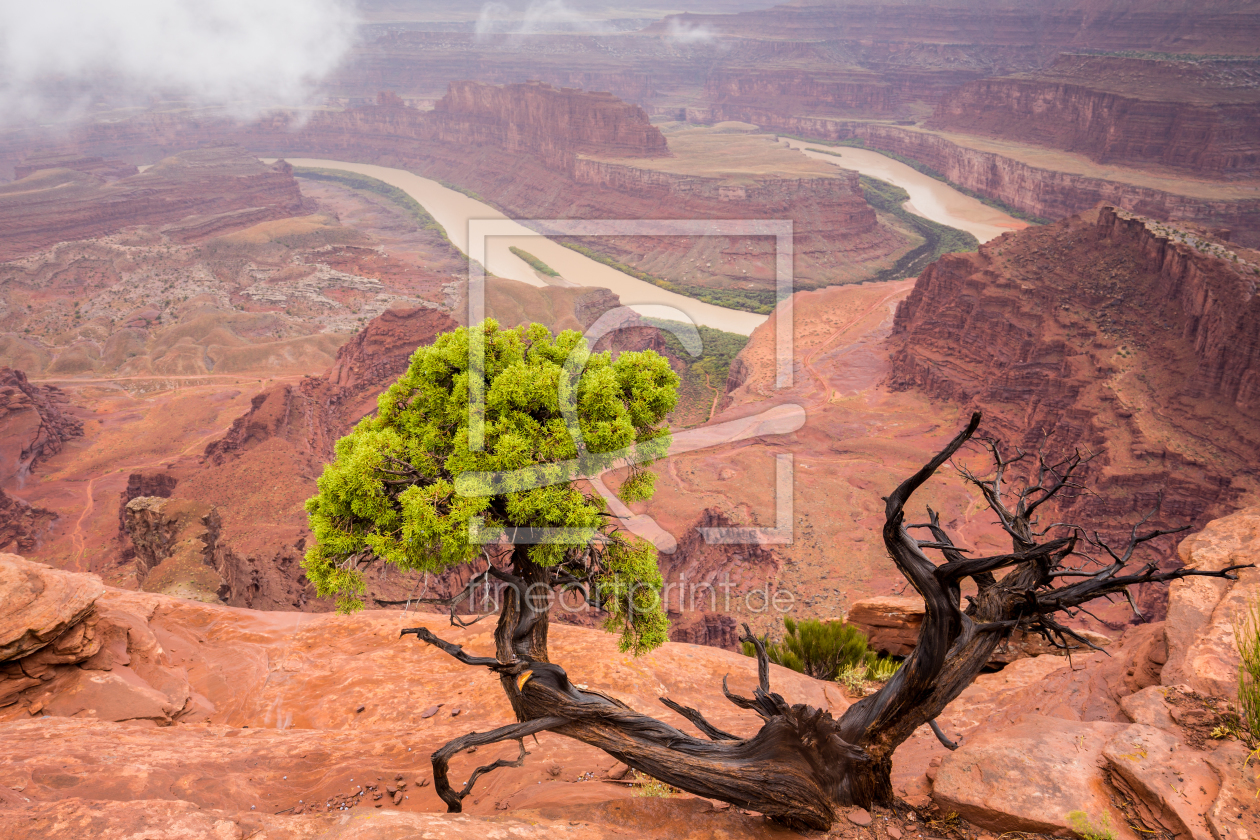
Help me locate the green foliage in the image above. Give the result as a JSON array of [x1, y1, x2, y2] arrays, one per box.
[[743, 616, 886, 682], [303, 320, 679, 654], [509, 246, 560, 277], [559, 242, 777, 314], [644, 318, 749, 425], [1067, 810, 1117, 840], [632, 770, 678, 797], [292, 167, 451, 242], [864, 655, 901, 683], [857, 174, 981, 283], [1236, 596, 1260, 741]]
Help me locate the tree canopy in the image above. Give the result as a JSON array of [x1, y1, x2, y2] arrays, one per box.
[[303, 320, 679, 652]]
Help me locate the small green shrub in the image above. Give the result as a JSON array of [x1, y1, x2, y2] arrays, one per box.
[[1236, 596, 1260, 741], [508, 246, 559, 277], [743, 616, 898, 684], [864, 655, 901, 683], [632, 771, 677, 798], [1067, 810, 1117, 840]]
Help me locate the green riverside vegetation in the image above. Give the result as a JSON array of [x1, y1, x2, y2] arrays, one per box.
[[559, 242, 777, 314], [645, 318, 750, 425], [292, 166, 451, 242], [857, 173, 980, 283], [509, 246, 560, 277]]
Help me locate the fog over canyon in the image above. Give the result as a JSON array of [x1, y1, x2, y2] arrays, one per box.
[[1, 2, 1259, 838]]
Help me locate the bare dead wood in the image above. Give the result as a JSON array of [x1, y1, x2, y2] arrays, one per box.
[[401, 410, 1253, 830]]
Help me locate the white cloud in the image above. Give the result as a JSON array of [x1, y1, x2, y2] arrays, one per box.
[[665, 17, 717, 44], [0, 0, 359, 125]]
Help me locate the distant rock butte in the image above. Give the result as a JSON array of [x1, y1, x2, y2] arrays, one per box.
[[433, 80, 669, 161]]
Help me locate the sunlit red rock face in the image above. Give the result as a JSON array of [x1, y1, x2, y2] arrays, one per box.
[[888, 206, 1260, 596], [928, 55, 1260, 175], [0, 147, 306, 262]]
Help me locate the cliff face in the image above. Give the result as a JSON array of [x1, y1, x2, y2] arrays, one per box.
[[0, 147, 306, 262], [887, 207, 1260, 570], [0, 487, 55, 555], [928, 56, 1260, 174], [703, 68, 899, 119], [0, 368, 83, 484], [433, 80, 667, 160]]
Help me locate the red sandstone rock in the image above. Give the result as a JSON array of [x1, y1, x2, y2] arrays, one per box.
[[0, 553, 102, 664], [1103, 724, 1219, 840], [0, 488, 55, 556], [846, 596, 923, 657], [434, 80, 668, 160], [932, 715, 1131, 837], [1161, 506, 1260, 696], [888, 208, 1260, 573], [928, 55, 1260, 175]]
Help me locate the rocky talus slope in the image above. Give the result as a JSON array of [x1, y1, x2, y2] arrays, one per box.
[[0, 501, 1256, 838], [888, 206, 1260, 563]]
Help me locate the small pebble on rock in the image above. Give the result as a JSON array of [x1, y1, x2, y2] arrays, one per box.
[[847, 808, 873, 826], [888, 826, 903, 839]]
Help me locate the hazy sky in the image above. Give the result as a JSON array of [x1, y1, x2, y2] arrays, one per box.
[[0, 0, 360, 124]]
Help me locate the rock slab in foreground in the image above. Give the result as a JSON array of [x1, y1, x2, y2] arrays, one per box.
[[0, 554, 103, 662], [932, 714, 1130, 837]]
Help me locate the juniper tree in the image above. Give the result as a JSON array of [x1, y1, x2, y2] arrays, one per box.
[[304, 319, 677, 654], [305, 321, 1252, 831]]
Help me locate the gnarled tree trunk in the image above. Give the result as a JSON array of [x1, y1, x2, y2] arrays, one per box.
[[404, 412, 1251, 831]]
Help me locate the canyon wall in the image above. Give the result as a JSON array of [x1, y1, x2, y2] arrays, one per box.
[[928, 56, 1260, 174], [0, 86, 895, 291], [650, 1, 1260, 57], [433, 80, 668, 160], [887, 207, 1260, 580], [0, 148, 306, 262], [757, 118, 1260, 244]]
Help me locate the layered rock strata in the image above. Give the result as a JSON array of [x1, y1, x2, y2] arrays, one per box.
[[0, 147, 307, 262], [888, 206, 1260, 560], [929, 55, 1260, 174]]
